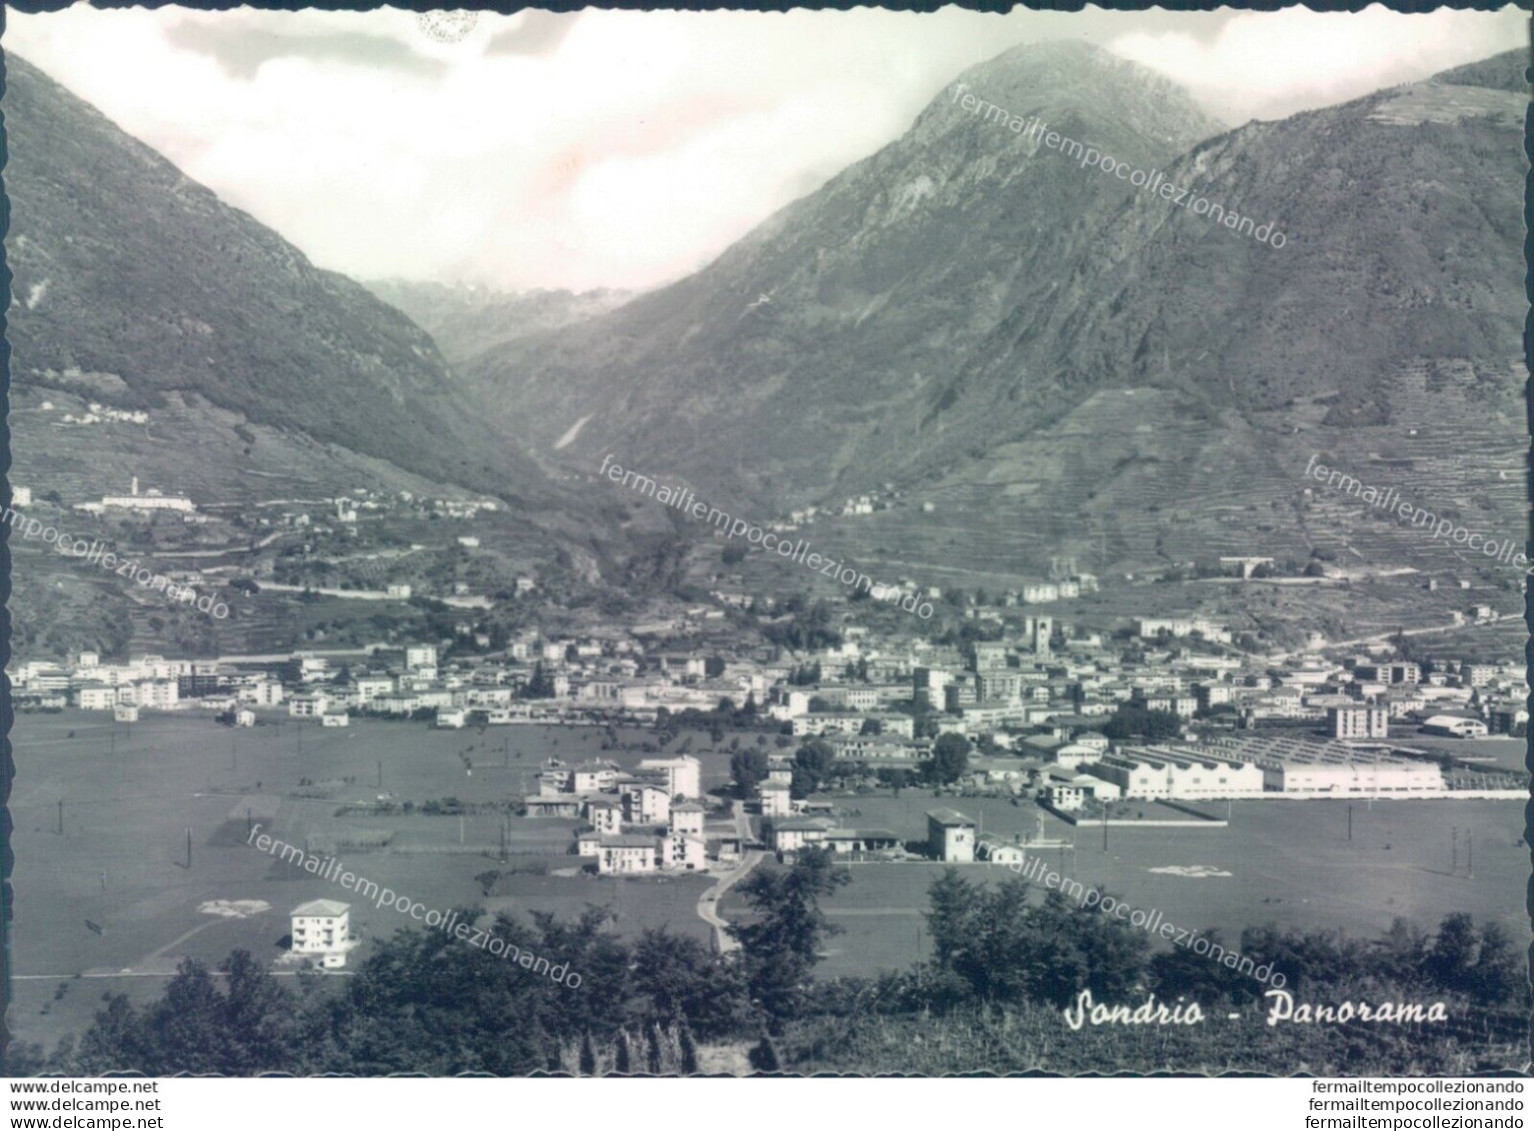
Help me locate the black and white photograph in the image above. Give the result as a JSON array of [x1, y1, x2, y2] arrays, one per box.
[[0, 0, 1529, 1096]]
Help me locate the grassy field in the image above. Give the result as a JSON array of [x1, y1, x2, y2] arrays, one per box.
[[12, 711, 1525, 1051], [1396, 734, 1527, 773], [8, 711, 735, 1053], [727, 790, 1529, 981]]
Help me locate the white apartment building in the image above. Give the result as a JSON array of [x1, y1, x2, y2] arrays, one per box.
[[598, 835, 658, 875], [1046, 783, 1087, 810], [354, 677, 394, 704], [571, 763, 618, 793], [290, 899, 351, 968], [621, 782, 671, 826], [759, 780, 793, 817], [792, 713, 865, 737], [1355, 662, 1420, 686], [1329, 705, 1389, 740], [585, 798, 623, 836], [134, 681, 180, 710], [288, 695, 330, 717], [926, 809, 976, 863], [77, 685, 117, 711], [239, 679, 285, 707], [1461, 663, 1499, 688], [669, 803, 706, 838], [769, 818, 832, 854], [637, 755, 701, 800], [663, 832, 707, 871]]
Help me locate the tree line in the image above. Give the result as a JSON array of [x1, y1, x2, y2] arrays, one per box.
[[5, 850, 1524, 1075]]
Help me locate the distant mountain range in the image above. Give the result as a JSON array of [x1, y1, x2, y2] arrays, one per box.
[[364, 280, 634, 370], [451, 42, 1223, 501], [2, 53, 577, 517], [441, 42, 1526, 579], [6, 42, 1525, 616]]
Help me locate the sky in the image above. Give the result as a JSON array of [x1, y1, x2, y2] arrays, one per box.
[[6, 5, 1526, 293]]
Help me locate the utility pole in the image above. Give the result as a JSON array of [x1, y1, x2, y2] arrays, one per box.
[[246, 808, 253, 838], [1467, 832, 1473, 878], [459, 815, 465, 844], [1347, 805, 1353, 842], [1451, 826, 1458, 873], [1102, 806, 1109, 852], [57, 800, 64, 836], [377, 760, 383, 788], [185, 827, 192, 869]]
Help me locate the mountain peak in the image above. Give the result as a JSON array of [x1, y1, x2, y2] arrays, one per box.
[[953, 39, 1201, 109], [925, 39, 1224, 151]]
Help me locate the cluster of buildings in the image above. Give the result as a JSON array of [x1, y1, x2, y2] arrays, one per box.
[[734, 618, 1524, 815], [16, 600, 1524, 753], [755, 807, 987, 864], [14, 651, 206, 720], [779, 626, 1519, 748], [16, 604, 1524, 748], [76, 476, 198, 518], [56, 402, 151, 428], [14, 589, 1523, 813], [1055, 733, 1456, 805], [320, 488, 500, 527], [12, 465, 522, 625], [523, 754, 719, 875]]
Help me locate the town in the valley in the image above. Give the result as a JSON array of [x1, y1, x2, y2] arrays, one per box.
[[10, 475, 1525, 978]]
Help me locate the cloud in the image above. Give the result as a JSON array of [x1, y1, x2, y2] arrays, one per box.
[[6, 5, 1526, 293], [1110, 5, 1528, 123], [484, 11, 580, 58], [166, 20, 448, 81]]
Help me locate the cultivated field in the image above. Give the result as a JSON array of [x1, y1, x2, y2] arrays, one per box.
[[12, 711, 1525, 1049], [8, 712, 732, 1052], [730, 790, 1529, 981]]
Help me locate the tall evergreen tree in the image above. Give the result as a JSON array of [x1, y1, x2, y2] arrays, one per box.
[[730, 847, 850, 1023], [578, 1033, 598, 1076]]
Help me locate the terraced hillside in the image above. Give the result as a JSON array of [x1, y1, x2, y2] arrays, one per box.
[[457, 40, 1222, 506], [1, 55, 677, 657], [481, 46, 1526, 605]]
